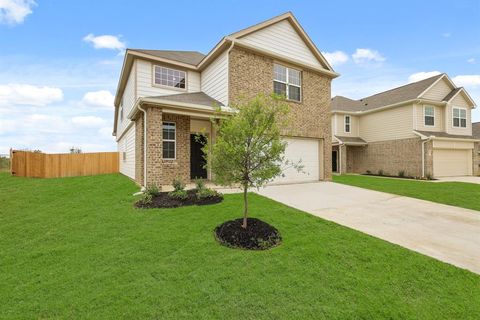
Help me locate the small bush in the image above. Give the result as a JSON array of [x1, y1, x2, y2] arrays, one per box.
[[398, 170, 405, 178], [366, 170, 372, 175], [426, 173, 433, 180], [138, 193, 153, 205], [197, 187, 220, 199], [169, 189, 188, 200], [378, 169, 384, 176], [145, 185, 160, 196], [172, 178, 186, 192]]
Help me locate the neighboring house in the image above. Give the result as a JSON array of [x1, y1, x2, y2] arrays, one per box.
[[113, 12, 338, 187], [331, 73, 479, 178]]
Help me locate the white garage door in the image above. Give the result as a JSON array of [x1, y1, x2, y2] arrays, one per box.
[[433, 149, 472, 177], [270, 138, 321, 185]]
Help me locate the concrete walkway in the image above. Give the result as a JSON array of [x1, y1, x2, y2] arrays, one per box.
[[257, 182, 480, 274], [434, 176, 480, 184]]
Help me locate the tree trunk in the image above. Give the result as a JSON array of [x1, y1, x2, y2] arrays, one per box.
[[242, 184, 248, 229]]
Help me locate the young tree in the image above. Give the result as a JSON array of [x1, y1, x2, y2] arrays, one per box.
[[69, 147, 82, 154], [205, 94, 301, 228]]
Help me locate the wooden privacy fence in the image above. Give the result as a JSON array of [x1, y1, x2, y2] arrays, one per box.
[[10, 150, 119, 178]]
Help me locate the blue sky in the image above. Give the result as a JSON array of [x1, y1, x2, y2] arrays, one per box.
[[0, 0, 479, 154]]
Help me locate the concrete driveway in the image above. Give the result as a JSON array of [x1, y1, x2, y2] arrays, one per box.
[[434, 176, 480, 184], [257, 182, 480, 274]]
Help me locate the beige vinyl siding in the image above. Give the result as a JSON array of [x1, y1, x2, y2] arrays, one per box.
[[421, 77, 453, 100], [201, 50, 228, 105], [359, 105, 415, 142], [118, 125, 136, 179], [117, 62, 136, 137], [239, 20, 322, 69], [331, 115, 336, 137], [414, 104, 444, 132], [335, 114, 359, 137], [447, 93, 473, 135], [136, 59, 201, 98]]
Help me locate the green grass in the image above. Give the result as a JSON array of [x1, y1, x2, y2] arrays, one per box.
[[334, 174, 480, 212], [1, 173, 479, 319]]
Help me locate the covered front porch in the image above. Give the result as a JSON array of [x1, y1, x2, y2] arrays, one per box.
[[332, 136, 368, 174], [128, 92, 231, 188]]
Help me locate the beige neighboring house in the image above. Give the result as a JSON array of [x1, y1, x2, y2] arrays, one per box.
[[113, 12, 338, 187], [331, 73, 479, 178]]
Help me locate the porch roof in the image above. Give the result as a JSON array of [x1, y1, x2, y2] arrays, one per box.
[[414, 130, 478, 141], [334, 135, 368, 145], [149, 92, 224, 107]]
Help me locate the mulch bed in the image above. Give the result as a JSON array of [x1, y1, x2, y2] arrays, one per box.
[[363, 173, 436, 181], [214, 218, 282, 250], [135, 190, 223, 209]]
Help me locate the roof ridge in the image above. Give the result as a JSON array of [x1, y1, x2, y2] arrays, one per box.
[[360, 73, 445, 101]]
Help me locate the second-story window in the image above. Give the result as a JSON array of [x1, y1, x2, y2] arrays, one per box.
[[424, 105, 435, 126], [453, 107, 467, 128], [154, 66, 186, 89], [345, 115, 351, 133], [273, 64, 301, 102]]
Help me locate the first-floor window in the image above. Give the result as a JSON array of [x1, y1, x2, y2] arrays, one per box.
[[453, 107, 467, 128], [162, 122, 176, 159], [424, 105, 435, 126], [345, 115, 351, 133]]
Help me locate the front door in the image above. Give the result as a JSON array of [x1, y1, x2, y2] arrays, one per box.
[[190, 134, 207, 179], [332, 150, 338, 172]]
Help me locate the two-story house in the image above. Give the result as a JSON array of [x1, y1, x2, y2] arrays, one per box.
[[331, 73, 479, 178], [113, 12, 338, 187]]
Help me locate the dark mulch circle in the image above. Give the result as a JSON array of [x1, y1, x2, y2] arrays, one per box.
[[135, 190, 223, 209], [214, 218, 282, 250]]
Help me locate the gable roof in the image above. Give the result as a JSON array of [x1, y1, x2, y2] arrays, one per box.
[[128, 49, 205, 66], [331, 73, 468, 113], [473, 122, 480, 139]]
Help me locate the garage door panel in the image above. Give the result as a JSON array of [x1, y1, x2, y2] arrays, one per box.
[[270, 138, 321, 185], [433, 149, 472, 177]]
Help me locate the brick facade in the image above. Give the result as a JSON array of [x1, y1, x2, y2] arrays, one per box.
[[134, 114, 144, 185], [228, 47, 333, 180], [474, 142, 480, 176], [344, 138, 426, 178]]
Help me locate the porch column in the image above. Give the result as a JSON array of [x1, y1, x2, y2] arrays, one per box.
[[146, 107, 163, 187]]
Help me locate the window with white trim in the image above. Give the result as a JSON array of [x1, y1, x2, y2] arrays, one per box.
[[345, 115, 351, 133], [154, 65, 186, 89], [162, 122, 176, 159], [424, 105, 435, 126], [273, 64, 301, 101], [453, 107, 467, 128]]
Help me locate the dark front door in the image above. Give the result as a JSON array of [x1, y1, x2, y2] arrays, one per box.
[[190, 134, 207, 179], [332, 150, 338, 172]]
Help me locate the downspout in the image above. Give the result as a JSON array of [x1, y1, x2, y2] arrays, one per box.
[[138, 103, 147, 189]]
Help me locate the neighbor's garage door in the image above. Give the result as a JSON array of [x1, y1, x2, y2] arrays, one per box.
[[433, 149, 472, 177], [270, 138, 321, 184]]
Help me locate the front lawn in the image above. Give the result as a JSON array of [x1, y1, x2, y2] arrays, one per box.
[[1, 173, 479, 319], [334, 174, 480, 212]]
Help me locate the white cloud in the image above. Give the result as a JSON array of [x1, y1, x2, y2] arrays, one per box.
[[80, 90, 114, 109], [0, 0, 35, 25], [71, 115, 107, 128], [83, 34, 126, 51], [452, 75, 480, 88], [408, 71, 442, 83], [0, 84, 63, 107], [0, 119, 15, 134], [441, 32, 452, 38], [467, 58, 476, 64], [322, 51, 349, 66], [352, 48, 385, 64], [99, 126, 113, 138]]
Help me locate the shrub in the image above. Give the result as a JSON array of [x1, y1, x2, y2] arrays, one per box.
[[138, 193, 153, 205], [366, 170, 372, 175], [169, 189, 188, 200], [426, 173, 433, 180], [172, 178, 186, 192], [378, 169, 384, 176], [194, 178, 221, 199], [145, 184, 160, 196], [398, 170, 405, 178]]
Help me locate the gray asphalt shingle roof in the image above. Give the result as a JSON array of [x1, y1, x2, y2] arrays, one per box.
[[335, 136, 367, 144], [331, 74, 445, 112], [129, 49, 205, 66], [149, 92, 224, 107], [415, 130, 475, 140]]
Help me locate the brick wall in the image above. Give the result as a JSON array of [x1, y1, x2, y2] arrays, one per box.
[[228, 47, 333, 180], [348, 138, 424, 177], [474, 142, 479, 176]]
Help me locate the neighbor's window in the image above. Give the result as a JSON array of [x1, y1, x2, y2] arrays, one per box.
[[273, 64, 301, 101], [345, 115, 351, 133], [424, 105, 435, 126], [162, 122, 176, 159], [154, 65, 186, 89], [453, 107, 467, 128]]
